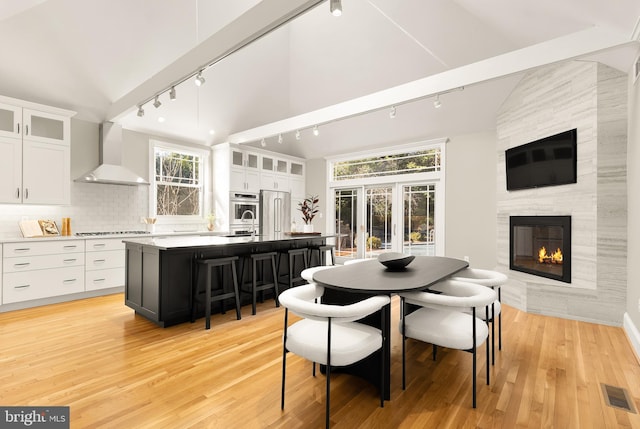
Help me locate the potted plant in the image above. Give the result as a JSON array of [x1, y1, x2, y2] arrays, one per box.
[[298, 195, 319, 233]]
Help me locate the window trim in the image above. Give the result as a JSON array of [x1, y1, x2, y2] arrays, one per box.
[[148, 140, 211, 224]]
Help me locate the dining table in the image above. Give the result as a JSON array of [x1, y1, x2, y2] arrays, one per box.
[[312, 255, 469, 400]]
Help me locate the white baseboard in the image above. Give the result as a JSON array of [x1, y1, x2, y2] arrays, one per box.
[[623, 312, 640, 364]]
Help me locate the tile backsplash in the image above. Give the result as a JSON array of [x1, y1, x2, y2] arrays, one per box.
[[0, 182, 149, 238]]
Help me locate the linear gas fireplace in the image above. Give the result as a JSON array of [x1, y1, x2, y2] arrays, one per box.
[[509, 216, 571, 283]]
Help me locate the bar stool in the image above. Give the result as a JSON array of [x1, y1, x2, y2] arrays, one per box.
[[192, 256, 241, 330], [307, 244, 336, 267], [243, 252, 279, 315], [277, 248, 309, 291]]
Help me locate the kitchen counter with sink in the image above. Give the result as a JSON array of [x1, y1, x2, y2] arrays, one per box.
[[122, 232, 332, 327]]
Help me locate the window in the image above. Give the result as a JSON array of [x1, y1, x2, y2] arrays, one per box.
[[150, 141, 209, 219], [332, 147, 441, 181]]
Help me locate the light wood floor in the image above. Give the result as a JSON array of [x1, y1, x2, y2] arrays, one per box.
[[1, 293, 639, 428]]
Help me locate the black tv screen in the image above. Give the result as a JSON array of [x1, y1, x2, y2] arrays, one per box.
[[505, 129, 577, 191]]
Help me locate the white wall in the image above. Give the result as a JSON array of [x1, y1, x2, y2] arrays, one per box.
[[445, 131, 497, 268], [626, 60, 640, 348]]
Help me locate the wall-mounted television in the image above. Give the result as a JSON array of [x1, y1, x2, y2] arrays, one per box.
[[505, 128, 577, 191]]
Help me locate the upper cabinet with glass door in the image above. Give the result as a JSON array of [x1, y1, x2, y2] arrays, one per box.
[[23, 109, 70, 146], [0, 102, 22, 139]]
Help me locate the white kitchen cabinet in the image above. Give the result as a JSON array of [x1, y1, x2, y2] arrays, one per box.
[[2, 240, 85, 304], [85, 238, 125, 291], [229, 149, 260, 192], [261, 155, 290, 191], [0, 137, 22, 203], [0, 102, 21, 138], [0, 96, 75, 205]]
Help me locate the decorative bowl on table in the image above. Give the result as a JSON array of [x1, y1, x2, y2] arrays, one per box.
[[377, 252, 415, 270]]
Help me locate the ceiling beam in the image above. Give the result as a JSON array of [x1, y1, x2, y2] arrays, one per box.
[[106, 0, 325, 122], [228, 25, 636, 145]]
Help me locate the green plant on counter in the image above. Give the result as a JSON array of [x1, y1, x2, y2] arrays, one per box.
[[298, 195, 319, 225]]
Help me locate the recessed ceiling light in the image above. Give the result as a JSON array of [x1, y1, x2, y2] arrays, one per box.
[[158, 117, 165, 123], [209, 129, 215, 135]]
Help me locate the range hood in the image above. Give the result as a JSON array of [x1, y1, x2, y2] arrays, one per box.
[[75, 122, 149, 186]]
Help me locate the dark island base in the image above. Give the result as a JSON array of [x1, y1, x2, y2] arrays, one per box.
[[125, 237, 327, 327]]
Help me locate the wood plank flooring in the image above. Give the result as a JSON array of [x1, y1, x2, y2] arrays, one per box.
[[1, 293, 639, 428]]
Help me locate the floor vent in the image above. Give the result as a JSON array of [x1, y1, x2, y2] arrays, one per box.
[[601, 383, 637, 413]]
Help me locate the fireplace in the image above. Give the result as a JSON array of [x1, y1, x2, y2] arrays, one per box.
[[509, 216, 571, 283]]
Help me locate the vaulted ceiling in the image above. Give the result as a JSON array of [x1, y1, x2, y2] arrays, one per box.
[[0, 0, 638, 159]]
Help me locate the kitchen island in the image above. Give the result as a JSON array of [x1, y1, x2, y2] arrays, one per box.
[[123, 233, 330, 327]]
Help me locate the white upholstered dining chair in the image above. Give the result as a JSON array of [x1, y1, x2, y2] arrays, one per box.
[[450, 268, 508, 365], [399, 279, 496, 408], [279, 283, 390, 429]]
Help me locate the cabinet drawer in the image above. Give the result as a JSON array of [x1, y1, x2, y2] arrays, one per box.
[[85, 268, 125, 291], [3, 266, 85, 304], [85, 250, 125, 271], [3, 252, 84, 273], [85, 239, 126, 252], [4, 240, 84, 257]]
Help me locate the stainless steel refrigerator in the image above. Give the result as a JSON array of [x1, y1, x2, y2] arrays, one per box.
[[259, 190, 291, 236]]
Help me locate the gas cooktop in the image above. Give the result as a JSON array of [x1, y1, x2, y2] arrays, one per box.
[[75, 231, 150, 237]]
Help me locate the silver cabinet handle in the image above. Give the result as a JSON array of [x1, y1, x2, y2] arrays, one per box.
[[63, 279, 77, 284], [13, 262, 30, 268], [63, 258, 77, 263], [25, 124, 29, 135], [16, 123, 20, 134], [93, 243, 106, 248], [93, 278, 106, 283], [63, 245, 78, 250], [13, 248, 30, 253], [93, 259, 106, 264], [15, 188, 19, 199], [25, 188, 29, 199], [14, 284, 30, 289]]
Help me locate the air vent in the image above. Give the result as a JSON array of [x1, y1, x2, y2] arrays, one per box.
[[601, 383, 636, 413]]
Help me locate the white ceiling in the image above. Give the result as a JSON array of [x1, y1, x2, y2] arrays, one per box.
[[0, 0, 638, 159]]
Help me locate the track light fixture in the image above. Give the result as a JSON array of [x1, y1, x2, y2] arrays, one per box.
[[260, 138, 266, 147], [330, 0, 342, 16], [153, 95, 161, 108], [169, 86, 176, 101], [433, 95, 442, 109], [295, 130, 301, 140], [137, 105, 144, 117], [389, 105, 397, 119], [278, 134, 283, 144], [194, 70, 205, 86], [313, 125, 319, 136]]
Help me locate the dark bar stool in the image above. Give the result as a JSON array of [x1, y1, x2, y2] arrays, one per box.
[[277, 248, 309, 291], [192, 256, 241, 330], [243, 252, 279, 315], [308, 244, 336, 267]]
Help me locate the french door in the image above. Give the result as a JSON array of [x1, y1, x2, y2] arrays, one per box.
[[333, 181, 441, 262]]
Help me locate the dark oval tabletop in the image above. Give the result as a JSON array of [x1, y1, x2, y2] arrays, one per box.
[[312, 256, 469, 293]]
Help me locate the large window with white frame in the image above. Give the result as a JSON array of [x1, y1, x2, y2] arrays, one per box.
[[149, 140, 210, 221], [327, 139, 446, 261]]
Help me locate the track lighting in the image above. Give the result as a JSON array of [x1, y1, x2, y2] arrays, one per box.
[[169, 86, 176, 101], [260, 138, 266, 147], [313, 125, 319, 136], [278, 134, 283, 144], [153, 96, 161, 108], [295, 130, 301, 140], [389, 105, 397, 119], [433, 95, 442, 109], [137, 105, 144, 117], [330, 0, 342, 16], [194, 70, 205, 86]]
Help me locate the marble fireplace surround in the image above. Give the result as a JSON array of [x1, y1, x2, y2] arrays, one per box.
[[496, 61, 627, 326]]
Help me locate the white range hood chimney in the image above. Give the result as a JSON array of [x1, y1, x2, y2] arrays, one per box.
[[75, 122, 149, 186]]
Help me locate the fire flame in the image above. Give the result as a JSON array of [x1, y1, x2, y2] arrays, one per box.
[[538, 246, 563, 264]]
